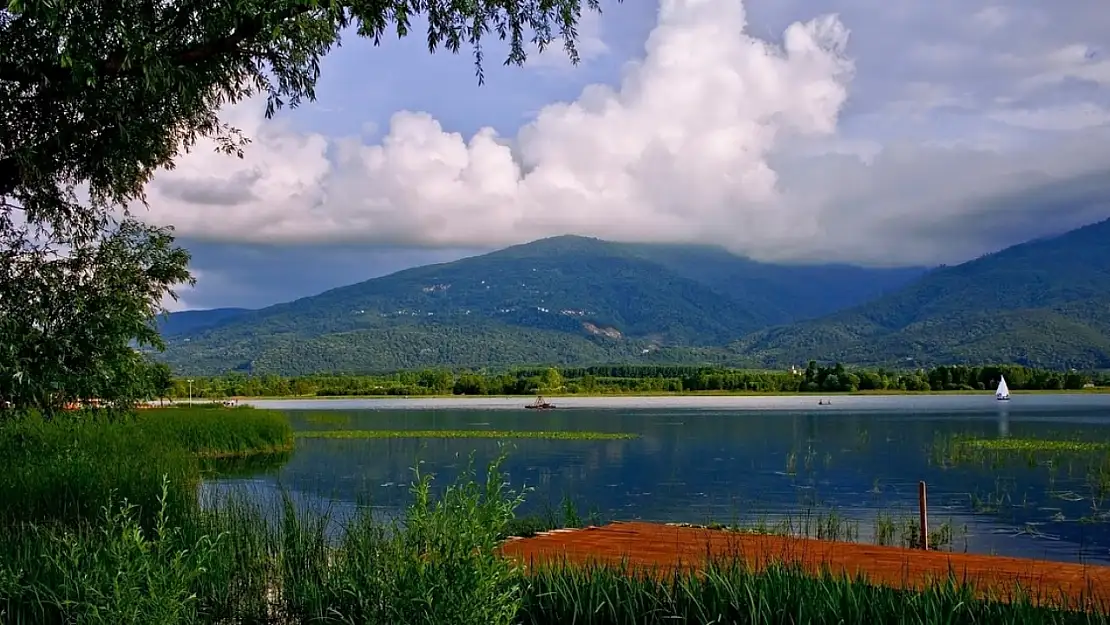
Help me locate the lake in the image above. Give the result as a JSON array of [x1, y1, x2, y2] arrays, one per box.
[[210, 394, 1110, 564]]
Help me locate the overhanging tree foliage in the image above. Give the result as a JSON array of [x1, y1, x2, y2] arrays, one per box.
[[0, 221, 191, 412], [0, 0, 613, 414]]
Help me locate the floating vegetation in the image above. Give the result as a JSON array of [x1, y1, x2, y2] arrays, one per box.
[[931, 434, 1110, 471], [929, 433, 1110, 527], [961, 439, 1110, 453], [294, 429, 639, 441]]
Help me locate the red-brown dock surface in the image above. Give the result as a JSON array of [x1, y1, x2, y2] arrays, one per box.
[[501, 522, 1110, 607]]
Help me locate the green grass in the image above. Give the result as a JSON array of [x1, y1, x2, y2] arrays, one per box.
[[137, 405, 294, 457], [517, 560, 1107, 624], [0, 406, 293, 528], [294, 429, 640, 441]]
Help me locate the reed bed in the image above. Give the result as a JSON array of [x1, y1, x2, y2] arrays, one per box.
[[517, 560, 1110, 625], [136, 405, 295, 457], [295, 429, 639, 441], [0, 407, 293, 527]]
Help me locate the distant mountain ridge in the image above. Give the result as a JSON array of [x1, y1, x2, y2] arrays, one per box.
[[156, 236, 926, 375], [730, 218, 1110, 369], [158, 221, 1110, 375]]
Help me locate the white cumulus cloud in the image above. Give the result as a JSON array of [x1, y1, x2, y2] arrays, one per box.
[[139, 0, 854, 253], [136, 0, 1110, 268]]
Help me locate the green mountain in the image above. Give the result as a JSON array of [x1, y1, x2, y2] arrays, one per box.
[[157, 308, 250, 337], [732, 219, 1110, 369], [157, 236, 925, 375]]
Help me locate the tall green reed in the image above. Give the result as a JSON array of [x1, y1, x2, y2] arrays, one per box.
[[0, 478, 227, 624], [276, 451, 528, 624], [136, 406, 294, 457], [517, 560, 1109, 625], [0, 413, 196, 527], [0, 407, 293, 528]]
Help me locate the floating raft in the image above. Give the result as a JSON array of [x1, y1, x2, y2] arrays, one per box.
[[501, 521, 1110, 608]]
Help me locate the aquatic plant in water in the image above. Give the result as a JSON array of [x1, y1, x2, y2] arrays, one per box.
[[294, 429, 638, 441]]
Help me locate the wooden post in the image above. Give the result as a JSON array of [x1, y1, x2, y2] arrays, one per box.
[[918, 480, 929, 551]]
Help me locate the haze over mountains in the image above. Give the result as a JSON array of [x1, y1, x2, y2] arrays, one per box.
[[157, 219, 1110, 375]]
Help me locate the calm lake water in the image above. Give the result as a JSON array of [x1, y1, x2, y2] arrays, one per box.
[[212, 395, 1110, 564]]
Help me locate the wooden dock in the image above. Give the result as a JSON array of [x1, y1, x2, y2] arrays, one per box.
[[501, 521, 1110, 607]]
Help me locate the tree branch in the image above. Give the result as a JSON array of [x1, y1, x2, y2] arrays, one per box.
[[0, 5, 314, 86], [0, 157, 17, 199]]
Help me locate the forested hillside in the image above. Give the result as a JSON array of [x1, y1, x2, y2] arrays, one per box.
[[733, 219, 1110, 369], [157, 236, 924, 375]]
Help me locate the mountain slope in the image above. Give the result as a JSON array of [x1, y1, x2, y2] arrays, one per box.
[[157, 236, 926, 375], [733, 219, 1110, 369], [157, 308, 250, 338], [619, 243, 926, 321]]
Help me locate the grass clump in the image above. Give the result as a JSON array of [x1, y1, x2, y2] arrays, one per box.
[[0, 478, 232, 625], [137, 406, 294, 457], [0, 412, 197, 527], [278, 454, 526, 624], [0, 453, 532, 625], [295, 429, 638, 441], [0, 407, 292, 528], [517, 560, 1107, 624]]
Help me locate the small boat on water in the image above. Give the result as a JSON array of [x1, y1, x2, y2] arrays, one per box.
[[995, 375, 1011, 401], [526, 395, 556, 410]]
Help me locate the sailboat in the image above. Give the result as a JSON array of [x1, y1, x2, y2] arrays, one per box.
[[995, 375, 1011, 401]]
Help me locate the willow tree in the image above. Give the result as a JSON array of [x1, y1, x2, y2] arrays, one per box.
[[0, 0, 611, 413]]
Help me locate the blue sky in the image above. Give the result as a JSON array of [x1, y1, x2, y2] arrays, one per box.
[[142, 0, 1110, 311]]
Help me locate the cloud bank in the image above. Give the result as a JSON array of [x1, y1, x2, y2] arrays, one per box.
[[138, 0, 1110, 268]]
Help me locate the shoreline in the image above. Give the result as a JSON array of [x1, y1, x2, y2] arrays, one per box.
[[164, 388, 1110, 402]]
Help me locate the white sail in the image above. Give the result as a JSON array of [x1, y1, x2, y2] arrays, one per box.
[[996, 375, 1010, 400]]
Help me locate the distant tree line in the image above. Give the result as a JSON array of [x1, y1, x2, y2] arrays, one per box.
[[164, 362, 1108, 399]]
